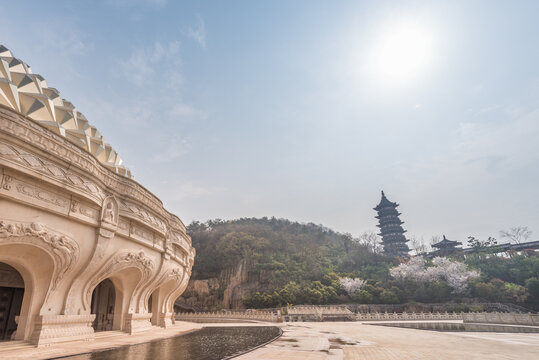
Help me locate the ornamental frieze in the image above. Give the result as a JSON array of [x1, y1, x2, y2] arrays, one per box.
[[0, 220, 79, 290], [0, 107, 186, 233], [0, 141, 106, 202]]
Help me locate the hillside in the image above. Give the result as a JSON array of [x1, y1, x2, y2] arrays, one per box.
[[177, 217, 539, 311], [177, 217, 394, 309]]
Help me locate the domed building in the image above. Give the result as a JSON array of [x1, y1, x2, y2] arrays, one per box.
[[0, 45, 195, 346]]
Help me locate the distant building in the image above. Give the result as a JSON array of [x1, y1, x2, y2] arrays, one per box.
[[430, 235, 462, 257], [374, 191, 410, 257]]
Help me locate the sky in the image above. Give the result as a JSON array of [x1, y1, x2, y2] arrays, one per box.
[[1, 1, 538, 245]]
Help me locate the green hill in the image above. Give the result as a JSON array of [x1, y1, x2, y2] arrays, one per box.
[[179, 217, 539, 311], [183, 217, 394, 308]]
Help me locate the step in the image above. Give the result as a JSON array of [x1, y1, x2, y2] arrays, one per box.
[[0, 340, 34, 352], [93, 330, 125, 339]]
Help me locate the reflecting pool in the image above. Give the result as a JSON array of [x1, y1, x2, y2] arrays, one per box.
[[60, 326, 281, 360]]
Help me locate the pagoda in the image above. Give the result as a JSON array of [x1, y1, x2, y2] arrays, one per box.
[[430, 235, 462, 257], [374, 191, 410, 257]]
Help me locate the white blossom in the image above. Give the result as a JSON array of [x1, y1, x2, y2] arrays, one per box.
[[390, 256, 480, 293], [339, 277, 366, 296]]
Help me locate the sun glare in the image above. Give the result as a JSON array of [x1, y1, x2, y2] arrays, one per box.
[[369, 20, 434, 85]]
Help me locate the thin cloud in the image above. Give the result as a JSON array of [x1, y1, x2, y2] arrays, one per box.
[[168, 103, 207, 121], [171, 181, 226, 201], [121, 41, 181, 86], [151, 138, 192, 163], [186, 15, 206, 49], [106, 0, 168, 8]]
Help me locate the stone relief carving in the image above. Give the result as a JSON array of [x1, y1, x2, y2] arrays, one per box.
[[2, 174, 12, 190], [0, 69, 196, 342], [164, 232, 172, 253], [70, 200, 98, 220], [1, 110, 190, 234], [118, 219, 130, 231], [169, 231, 191, 254], [101, 196, 119, 226], [0, 111, 162, 211], [15, 181, 70, 209], [118, 199, 166, 232], [83, 250, 155, 310], [0, 220, 79, 290], [130, 225, 154, 243], [143, 266, 185, 311], [0, 142, 106, 201]]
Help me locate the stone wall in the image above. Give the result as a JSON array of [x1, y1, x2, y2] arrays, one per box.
[[462, 312, 539, 326]]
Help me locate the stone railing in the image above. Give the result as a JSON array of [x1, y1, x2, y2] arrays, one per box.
[[284, 308, 462, 322], [176, 311, 279, 322], [463, 312, 539, 326], [288, 305, 353, 315], [356, 312, 462, 321]]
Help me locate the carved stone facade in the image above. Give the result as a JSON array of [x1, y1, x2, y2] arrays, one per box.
[[0, 104, 195, 346]]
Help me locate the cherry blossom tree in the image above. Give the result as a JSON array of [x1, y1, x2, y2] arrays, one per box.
[[339, 277, 366, 296], [390, 256, 480, 293]]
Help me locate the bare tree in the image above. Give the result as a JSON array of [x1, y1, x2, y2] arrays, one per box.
[[499, 226, 532, 245], [358, 231, 382, 254], [429, 235, 441, 248], [409, 235, 428, 255]]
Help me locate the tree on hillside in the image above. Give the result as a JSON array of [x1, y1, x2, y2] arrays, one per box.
[[357, 231, 382, 254], [467, 236, 498, 249], [500, 226, 532, 245], [409, 235, 429, 255]]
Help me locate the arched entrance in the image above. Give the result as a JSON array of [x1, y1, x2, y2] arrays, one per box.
[[90, 279, 116, 331], [0, 262, 24, 341]]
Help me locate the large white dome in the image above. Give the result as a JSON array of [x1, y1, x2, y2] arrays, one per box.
[[0, 45, 131, 178]]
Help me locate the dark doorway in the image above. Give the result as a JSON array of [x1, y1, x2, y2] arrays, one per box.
[[90, 278, 116, 331], [0, 263, 24, 341]]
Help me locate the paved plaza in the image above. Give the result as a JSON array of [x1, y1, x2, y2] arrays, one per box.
[[1, 321, 538, 359], [236, 322, 539, 360]]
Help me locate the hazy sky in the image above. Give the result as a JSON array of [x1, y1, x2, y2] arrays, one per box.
[[2, 1, 538, 244]]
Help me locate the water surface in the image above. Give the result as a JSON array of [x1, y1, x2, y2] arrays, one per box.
[[60, 326, 280, 360]]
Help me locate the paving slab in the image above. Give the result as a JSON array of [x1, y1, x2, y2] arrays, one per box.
[[236, 322, 539, 360], [2, 321, 538, 360]]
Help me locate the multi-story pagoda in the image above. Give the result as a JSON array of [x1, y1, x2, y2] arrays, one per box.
[[430, 235, 462, 257], [374, 191, 410, 257]]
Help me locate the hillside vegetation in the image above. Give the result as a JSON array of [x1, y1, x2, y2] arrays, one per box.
[[182, 218, 539, 310]]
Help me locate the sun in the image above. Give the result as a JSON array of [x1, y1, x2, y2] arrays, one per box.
[[369, 20, 433, 84]]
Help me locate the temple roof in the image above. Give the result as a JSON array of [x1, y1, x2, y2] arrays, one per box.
[[432, 235, 462, 248], [0, 45, 131, 178], [374, 191, 398, 211]]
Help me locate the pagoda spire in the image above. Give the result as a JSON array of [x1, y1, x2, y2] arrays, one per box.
[[374, 191, 409, 257]]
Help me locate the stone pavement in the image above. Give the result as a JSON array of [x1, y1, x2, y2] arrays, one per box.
[[1, 321, 538, 359], [236, 322, 539, 360]]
